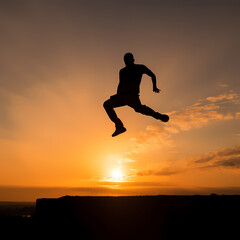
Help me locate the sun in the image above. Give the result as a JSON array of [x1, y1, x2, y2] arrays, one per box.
[[111, 168, 124, 182]]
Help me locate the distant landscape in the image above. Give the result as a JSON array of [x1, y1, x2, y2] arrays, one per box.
[[0, 201, 35, 237], [0, 202, 35, 216]]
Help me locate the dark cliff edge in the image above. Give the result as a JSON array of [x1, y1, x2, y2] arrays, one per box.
[[35, 195, 240, 239]]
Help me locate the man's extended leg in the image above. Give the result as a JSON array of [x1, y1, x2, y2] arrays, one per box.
[[128, 95, 169, 122], [103, 95, 127, 136], [135, 105, 169, 122]]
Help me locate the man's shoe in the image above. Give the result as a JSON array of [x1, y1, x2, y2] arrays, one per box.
[[156, 113, 169, 122], [112, 126, 127, 137]]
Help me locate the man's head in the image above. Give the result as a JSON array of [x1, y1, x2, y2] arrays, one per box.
[[124, 52, 135, 66]]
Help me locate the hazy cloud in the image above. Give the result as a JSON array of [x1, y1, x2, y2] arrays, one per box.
[[169, 91, 239, 132], [130, 125, 175, 152], [194, 145, 240, 169], [206, 92, 238, 102], [218, 83, 228, 88], [98, 181, 172, 187], [136, 145, 240, 178], [137, 167, 183, 176]]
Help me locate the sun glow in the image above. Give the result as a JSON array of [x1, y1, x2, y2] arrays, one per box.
[[111, 168, 124, 182]]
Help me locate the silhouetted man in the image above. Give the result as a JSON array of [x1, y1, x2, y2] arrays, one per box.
[[103, 53, 169, 137]]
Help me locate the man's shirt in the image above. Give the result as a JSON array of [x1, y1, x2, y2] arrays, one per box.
[[117, 64, 150, 95]]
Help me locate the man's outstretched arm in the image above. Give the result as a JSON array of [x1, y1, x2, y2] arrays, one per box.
[[143, 66, 160, 93]]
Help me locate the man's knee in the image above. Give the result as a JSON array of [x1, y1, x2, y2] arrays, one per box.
[[103, 100, 109, 109], [103, 99, 112, 109]]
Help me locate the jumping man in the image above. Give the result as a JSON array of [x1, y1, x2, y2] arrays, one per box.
[[103, 53, 169, 137]]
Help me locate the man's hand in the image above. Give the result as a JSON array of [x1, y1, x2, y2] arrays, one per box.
[[153, 87, 160, 93]]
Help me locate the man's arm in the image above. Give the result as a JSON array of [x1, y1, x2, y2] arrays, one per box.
[[143, 65, 160, 93]]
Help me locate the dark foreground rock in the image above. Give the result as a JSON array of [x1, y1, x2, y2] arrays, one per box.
[[35, 195, 240, 239], [0, 202, 35, 238]]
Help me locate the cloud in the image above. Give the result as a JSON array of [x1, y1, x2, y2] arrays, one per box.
[[206, 92, 238, 102], [169, 91, 239, 131], [97, 181, 173, 187], [131, 91, 240, 152], [137, 167, 183, 176], [120, 158, 136, 163], [194, 145, 240, 169], [135, 145, 240, 179], [218, 83, 228, 88]]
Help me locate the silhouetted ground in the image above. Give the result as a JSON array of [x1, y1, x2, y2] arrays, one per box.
[[0, 202, 35, 238], [34, 195, 240, 239]]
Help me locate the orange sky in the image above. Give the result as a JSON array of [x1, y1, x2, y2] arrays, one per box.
[[0, 0, 240, 201]]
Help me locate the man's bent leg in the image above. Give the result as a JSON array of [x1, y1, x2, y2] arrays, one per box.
[[103, 100, 122, 127], [103, 94, 127, 127], [103, 96, 127, 136]]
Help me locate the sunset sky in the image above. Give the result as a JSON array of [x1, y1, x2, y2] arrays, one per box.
[[0, 0, 240, 201]]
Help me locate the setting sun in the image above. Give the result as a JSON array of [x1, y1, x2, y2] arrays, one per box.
[[111, 169, 124, 182]]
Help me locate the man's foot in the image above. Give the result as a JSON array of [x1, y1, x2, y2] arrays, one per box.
[[112, 126, 127, 137], [156, 113, 169, 122]]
